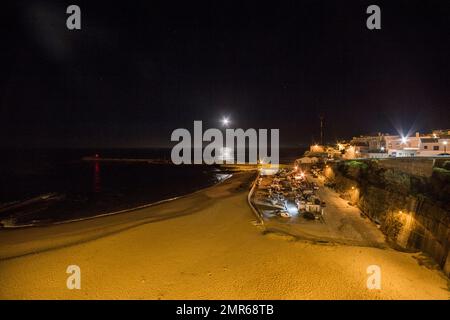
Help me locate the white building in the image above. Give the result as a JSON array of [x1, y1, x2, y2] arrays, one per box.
[[309, 145, 325, 153], [417, 137, 450, 156], [385, 133, 421, 157], [384, 131, 449, 157], [388, 148, 418, 157], [351, 134, 386, 151]]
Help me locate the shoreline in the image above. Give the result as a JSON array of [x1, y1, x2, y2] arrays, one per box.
[[0, 172, 251, 261], [0, 170, 448, 299], [0, 172, 233, 229], [53, 172, 234, 226]]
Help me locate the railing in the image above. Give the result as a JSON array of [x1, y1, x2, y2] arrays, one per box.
[[247, 173, 265, 226]]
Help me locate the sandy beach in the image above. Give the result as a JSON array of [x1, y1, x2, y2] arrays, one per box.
[[0, 171, 448, 300]]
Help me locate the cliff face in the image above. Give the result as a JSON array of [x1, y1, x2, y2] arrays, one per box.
[[326, 159, 450, 276]]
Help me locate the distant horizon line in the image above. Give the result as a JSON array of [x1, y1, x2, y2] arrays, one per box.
[[0, 145, 312, 150]]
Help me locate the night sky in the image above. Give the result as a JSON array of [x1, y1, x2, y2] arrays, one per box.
[[1, 0, 449, 148]]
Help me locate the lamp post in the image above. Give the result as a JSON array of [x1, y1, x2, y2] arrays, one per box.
[[350, 186, 359, 205], [219, 116, 231, 162], [444, 140, 448, 153]]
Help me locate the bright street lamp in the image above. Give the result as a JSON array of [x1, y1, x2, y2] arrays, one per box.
[[221, 117, 230, 127]]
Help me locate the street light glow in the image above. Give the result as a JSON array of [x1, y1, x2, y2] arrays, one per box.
[[401, 136, 408, 144], [221, 117, 230, 127]]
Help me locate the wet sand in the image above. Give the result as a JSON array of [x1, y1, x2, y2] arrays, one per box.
[[0, 172, 448, 299]]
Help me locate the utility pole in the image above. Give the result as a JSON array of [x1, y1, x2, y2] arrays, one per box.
[[319, 115, 324, 146]]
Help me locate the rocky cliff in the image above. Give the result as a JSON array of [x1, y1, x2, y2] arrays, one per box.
[[325, 159, 450, 276]]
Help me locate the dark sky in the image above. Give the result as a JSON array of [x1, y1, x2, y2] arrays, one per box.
[[1, 0, 449, 148]]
